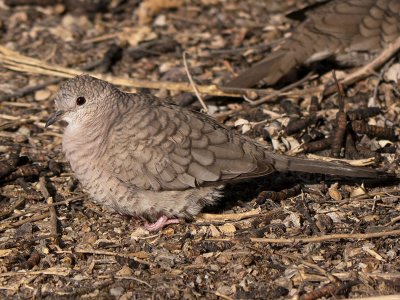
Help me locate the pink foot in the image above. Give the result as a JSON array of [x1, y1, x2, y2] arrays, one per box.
[[144, 216, 180, 231]]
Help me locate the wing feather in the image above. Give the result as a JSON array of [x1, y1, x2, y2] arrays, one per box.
[[106, 97, 275, 191]]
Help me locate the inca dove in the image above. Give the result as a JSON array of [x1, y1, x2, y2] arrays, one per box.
[[225, 0, 400, 88], [46, 75, 385, 230]]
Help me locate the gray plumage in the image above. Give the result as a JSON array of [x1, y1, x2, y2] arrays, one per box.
[[47, 75, 382, 222], [225, 0, 400, 88]]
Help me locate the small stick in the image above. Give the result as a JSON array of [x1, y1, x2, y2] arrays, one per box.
[[372, 57, 395, 102], [214, 291, 233, 300], [2, 164, 43, 182], [276, 251, 338, 283], [324, 36, 400, 95], [196, 208, 262, 222], [73, 248, 155, 267], [244, 72, 315, 106], [0, 197, 26, 219], [0, 45, 266, 98], [1, 195, 84, 222], [331, 70, 347, 157], [295, 193, 320, 235], [251, 229, 400, 244], [0, 212, 50, 232], [39, 177, 59, 245], [182, 51, 208, 113], [0, 44, 122, 103], [0, 78, 61, 103], [0, 267, 70, 277]]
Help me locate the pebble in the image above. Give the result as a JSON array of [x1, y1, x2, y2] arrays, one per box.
[[109, 287, 124, 297]]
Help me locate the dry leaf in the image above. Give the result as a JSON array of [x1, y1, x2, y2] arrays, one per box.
[[328, 183, 342, 201], [130, 227, 149, 241], [218, 223, 236, 234], [234, 118, 251, 134], [130, 251, 150, 259], [116, 265, 133, 277], [350, 185, 367, 198], [326, 211, 344, 223], [282, 136, 300, 151], [209, 224, 220, 237], [378, 140, 393, 148], [136, 0, 184, 25], [118, 26, 157, 47], [0, 248, 14, 257], [284, 212, 301, 228], [234, 118, 249, 127], [363, 214, 379, 222], [384, 63, 400, 82]]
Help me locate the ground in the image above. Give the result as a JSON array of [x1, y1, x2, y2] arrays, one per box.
[[0, 0, 399, 299]]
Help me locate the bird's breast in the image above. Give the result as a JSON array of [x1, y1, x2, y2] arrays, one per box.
[[62, 126, 108, 183]]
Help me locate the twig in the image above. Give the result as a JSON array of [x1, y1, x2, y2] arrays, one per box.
[[0, 212, 50, 232], [348, 296, 400, 300], [324, 36, 400, 96], [330, 70, 347, 157], [182, 51, 208, 113], [214, 291, 234, 300], [0, 44, 122, 103], [0, 197, 26, 219], [251, 229, 400, 244], [276, 251, 338, 283], [114, 276, 152, 288], [73, 248, 155, 267], [1, 195, 84, 222], [0, 45, 269, 98], [245, 72, 315, 106], [0, 78, 61, 103], [0, 267, 70, 277], [55, 279, 115, 297], [372, 57, 396, 102], [295, 192, 320, 235], [39, 177, 59, 245], [384, 215, 400, 227], [195, 208, 262, 222]]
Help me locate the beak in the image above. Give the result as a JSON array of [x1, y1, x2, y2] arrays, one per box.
[[45, 110, 65, 128]]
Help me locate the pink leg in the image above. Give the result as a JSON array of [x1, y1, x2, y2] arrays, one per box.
[[144, 216, 180, 231]]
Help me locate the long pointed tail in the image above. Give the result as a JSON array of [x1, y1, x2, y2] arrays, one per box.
[[265, 152, 387, 178], [224, 50, 291, 88]]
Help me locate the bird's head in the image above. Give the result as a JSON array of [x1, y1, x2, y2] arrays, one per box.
[[46, 75, 119, 128]]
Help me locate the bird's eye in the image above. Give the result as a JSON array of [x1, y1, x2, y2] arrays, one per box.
[[76, 96, 86, 106]]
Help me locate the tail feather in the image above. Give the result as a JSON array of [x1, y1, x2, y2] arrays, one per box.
[[224, 50, 292, 88], [265, 152, 385, 178]]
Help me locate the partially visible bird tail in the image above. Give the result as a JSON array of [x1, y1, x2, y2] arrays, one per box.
[[224, 50, 292, 88], [265, 152, 387, 178]]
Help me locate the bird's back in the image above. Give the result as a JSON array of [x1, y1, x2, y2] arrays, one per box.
[[225, 0, 400, 88]]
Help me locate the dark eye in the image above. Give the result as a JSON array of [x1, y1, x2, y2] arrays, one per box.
[[76, 96, 86, 106]]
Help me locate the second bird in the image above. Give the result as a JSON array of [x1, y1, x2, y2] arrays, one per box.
[[225, 0, 400, 88]]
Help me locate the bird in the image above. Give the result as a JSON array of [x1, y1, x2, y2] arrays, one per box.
[[224, 0, 400, 88], [46, 75, 386, 231]]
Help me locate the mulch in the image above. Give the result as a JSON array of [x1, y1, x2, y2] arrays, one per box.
[[0, 1, 399, 299]]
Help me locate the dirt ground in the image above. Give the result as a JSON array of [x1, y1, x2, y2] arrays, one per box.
[[0, 0, 399, 299]]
